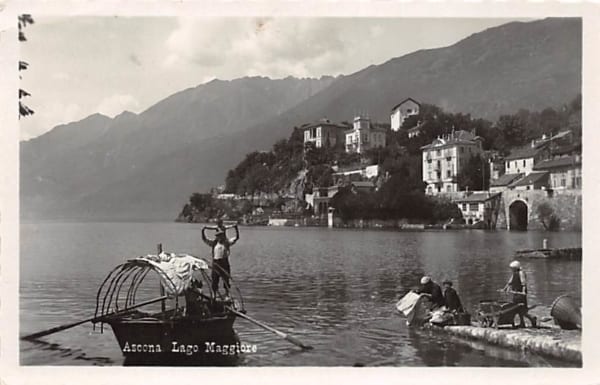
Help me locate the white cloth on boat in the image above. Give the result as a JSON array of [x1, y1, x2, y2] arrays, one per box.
[[396, 291, 433, 327], [135, 253, 209, 296]]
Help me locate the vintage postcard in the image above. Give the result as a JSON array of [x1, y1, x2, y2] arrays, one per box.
[[1, 1, 599, 384]]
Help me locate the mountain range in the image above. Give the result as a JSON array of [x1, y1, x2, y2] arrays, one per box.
[[20, 18, 581, 221]]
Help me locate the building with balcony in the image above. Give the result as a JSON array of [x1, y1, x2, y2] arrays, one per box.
[[302, 119, 348, 149], [345, 115, 386, 154], [421, 130, 483, 195], [390, 98, 420, 131]]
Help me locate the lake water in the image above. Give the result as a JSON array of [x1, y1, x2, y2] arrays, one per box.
[[20, 222, 581, 367]]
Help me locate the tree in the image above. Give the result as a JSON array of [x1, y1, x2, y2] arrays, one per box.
[[457, 154, 489, 191], [18, 14, 34, 118], [431, 198, 462, 223], [537, 202, 560, 231], [495, 114, 526, 154], [190, 193, 214, 212], [306, 164, 333, 191]]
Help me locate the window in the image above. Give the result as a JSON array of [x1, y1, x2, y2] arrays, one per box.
[[447, 170, 451, 178], [446, 185, 451, 192], [469, 203, 479, 211], [436, 150, 441, 156], [437, 160, 441, 169], [428, 172, 432, 180], [460, 147, 464, 153], [522, 159, 526, 167], [561, 178, 566, 187], [462, 203, 467, 211]]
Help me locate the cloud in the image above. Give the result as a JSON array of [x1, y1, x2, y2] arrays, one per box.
[[163, 18, 350, 79], [96, 94, 141, 117]]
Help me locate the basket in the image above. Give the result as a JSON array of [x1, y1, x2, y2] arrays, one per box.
[[550, 294, 581, 330]]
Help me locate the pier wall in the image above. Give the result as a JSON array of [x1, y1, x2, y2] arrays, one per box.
[[497, 190, 581, 231]]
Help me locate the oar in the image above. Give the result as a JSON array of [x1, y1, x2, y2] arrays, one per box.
[[497, 289, 527, 296], [226, 306, 313, 350], [21, 295, 168, 341]]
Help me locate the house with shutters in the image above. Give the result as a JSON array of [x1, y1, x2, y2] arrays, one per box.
[[345, 115, 386, 154], [302, 119, 349, 149], [421, 130, 483, 194]]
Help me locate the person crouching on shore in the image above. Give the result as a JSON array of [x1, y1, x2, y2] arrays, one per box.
[[442, 280, 464, 313], [416, 276, 445, 309]]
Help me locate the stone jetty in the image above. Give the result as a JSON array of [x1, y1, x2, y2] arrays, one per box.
[[440, 324, 581, 364], [515, 247, 581, 260]]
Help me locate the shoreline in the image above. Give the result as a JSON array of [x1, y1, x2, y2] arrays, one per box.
[[437, 324, 581, 364]]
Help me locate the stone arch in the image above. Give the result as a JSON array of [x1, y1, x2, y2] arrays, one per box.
[[508, 199, 529, 231]]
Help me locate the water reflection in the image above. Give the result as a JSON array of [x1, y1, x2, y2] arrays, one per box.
[[20, 223, 581, 366]]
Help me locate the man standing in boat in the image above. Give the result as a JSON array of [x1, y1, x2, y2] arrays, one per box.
[[503, 260, 537, 328], [202, 220, 240, 298]]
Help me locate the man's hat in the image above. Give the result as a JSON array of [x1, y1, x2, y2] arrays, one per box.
[[420, 276, 431, 284], [509, 260, 521, 269], [442, 279, 453, 286]]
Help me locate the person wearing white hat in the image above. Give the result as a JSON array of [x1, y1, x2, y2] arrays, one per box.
[[503, 260, 537, 327], [416, 275, 444, 309]]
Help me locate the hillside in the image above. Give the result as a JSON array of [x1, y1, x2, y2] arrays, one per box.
[[20, 18, 581, 221], [21, 76, 335, 220]]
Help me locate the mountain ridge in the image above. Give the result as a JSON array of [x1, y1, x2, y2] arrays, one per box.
[[21, 18, 581, 221]]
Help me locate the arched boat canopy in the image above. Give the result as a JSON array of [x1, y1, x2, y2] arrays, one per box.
[[94, 253, 210, 320]]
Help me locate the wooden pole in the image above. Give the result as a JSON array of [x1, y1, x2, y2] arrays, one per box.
[[157, 243, 166, 313], [21, 295, 168, 341], [226, 306, 313, 350]]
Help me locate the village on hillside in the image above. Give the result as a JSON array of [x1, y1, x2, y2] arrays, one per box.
[[178, 97, 582, 232]]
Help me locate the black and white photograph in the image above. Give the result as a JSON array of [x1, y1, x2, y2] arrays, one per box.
[[2, 2, 599, 381]]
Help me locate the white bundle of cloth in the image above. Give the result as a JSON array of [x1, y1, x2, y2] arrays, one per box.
[[396, 291, 433, 326], [135, 253, 208, 296]]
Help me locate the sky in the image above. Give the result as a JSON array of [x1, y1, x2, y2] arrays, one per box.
[[19, 17, 529, 140]]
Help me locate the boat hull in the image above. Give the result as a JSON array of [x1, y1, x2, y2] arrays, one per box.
[[105, 314, 241, 365]]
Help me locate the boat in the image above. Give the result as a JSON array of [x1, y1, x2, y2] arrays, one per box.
[[93, 252, 246, 365]]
